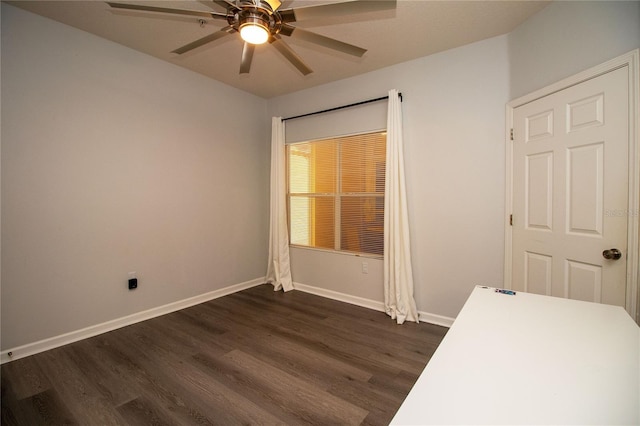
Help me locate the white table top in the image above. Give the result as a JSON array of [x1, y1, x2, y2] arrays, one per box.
[[391, 286, 640, 425]]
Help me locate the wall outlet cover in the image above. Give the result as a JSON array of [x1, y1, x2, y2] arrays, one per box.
[[128, 278, 138, 290]]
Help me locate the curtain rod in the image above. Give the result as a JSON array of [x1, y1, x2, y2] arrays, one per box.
[[282, 92, 402, 122]]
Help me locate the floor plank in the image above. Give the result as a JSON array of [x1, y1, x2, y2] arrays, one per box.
[[1, 284, 447, 424]]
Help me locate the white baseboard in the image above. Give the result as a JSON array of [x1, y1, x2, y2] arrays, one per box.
[[1, 278, 264, 364], [293, 282, 386, 312], [292, 282, 455, 328], [2, 279, 454, 364], [418, 311, 455, 328]]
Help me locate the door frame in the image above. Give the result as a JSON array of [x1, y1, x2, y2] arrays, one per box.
[[504, 49, 640, 323]]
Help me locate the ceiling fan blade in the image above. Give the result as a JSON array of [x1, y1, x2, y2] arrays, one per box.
[[279, 0, 396, 23], [240, 42, 255, 74], [171, 26, 235, 54], [270, 36, 313, 75], [284, 25, 366, 57], [211, 0, 240, 12], [264, 0, 282, 12], [107, 2, 228, 20]]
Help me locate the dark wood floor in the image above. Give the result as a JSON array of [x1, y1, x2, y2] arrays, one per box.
[[1, 284, 447, 425]]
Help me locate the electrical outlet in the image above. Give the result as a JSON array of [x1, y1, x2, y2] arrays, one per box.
[[128, 278, 138, 290], [128, 271, 137, 290], [362, 261, 369, 274]]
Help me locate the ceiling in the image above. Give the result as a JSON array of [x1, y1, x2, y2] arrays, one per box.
[[6, 0, 549, 98]]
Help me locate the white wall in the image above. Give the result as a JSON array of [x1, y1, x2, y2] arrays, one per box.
[[1, 4, 270, 350], [509, 0, 640, 98], [268, 35, 510, 320]]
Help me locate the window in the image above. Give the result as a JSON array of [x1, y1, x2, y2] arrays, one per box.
[[287, 131, 386, 256]]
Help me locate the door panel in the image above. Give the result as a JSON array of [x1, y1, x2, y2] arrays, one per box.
[[567, 142, 603, 236], [565, 259, 602, 303], [512, 67, 629, 307], [524, 251, 552, 295], [526, 152, 553, 231]]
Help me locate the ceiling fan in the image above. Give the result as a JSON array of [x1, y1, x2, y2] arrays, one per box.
[[107, 0, 396, 75]]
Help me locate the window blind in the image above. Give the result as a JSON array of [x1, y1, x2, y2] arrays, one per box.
[[287, 131, 386, 256]]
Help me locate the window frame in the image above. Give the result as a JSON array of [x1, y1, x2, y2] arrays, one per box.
[[286, 129, 386, 259]]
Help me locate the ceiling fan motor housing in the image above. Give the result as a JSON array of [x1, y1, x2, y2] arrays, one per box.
[[231, 1, 289, 38], [238, 11, 270, 31]]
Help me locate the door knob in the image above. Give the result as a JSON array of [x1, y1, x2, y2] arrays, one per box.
[[602, 248, 622, 260]]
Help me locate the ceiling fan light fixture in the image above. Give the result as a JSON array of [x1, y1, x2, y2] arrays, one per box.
[[239, 16, 270, 45], [108, 0, 391, 76]]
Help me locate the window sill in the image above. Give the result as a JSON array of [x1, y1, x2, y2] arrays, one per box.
[[289, 244, 383, 260]]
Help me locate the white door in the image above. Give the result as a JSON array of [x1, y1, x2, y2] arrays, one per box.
[[512, 66, 629, 307]]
